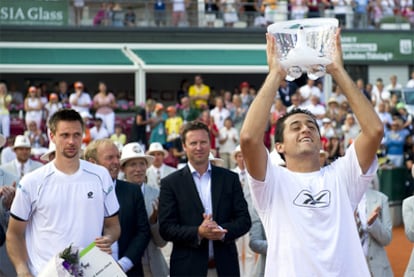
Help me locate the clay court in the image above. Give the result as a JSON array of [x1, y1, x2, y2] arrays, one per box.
[[386, 225, 412, 277]]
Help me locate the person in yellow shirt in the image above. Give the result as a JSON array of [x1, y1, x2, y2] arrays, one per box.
[[165, 106, 183, 143], [110, 124, 127, 146], [188, 75, 210, 110]]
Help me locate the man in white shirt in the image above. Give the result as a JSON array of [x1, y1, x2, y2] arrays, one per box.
[[240, 31, 383, 276], [6, 109, 120, 276], [69, 81, 92, 115], [210, 96, 230, 130], [90, 117, 109, 140], [299, 79, 321, 107], [146, 142, 176, 188]]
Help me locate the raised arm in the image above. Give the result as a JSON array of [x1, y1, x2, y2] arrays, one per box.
[[326, 29, 383, 173], [240, 33, 286, 181]]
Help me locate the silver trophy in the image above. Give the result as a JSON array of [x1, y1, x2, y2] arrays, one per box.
[[267, 18, 339, 81]]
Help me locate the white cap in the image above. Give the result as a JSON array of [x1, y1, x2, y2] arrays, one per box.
[[231, 145, 242, 161], [13, 135, 31, 149], [120, 143, 154, 166], [209, 152, 224, 167], [40, 142, 56, 162], [146, 142, 169, 157]]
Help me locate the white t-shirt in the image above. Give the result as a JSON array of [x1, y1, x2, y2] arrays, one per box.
[[248, 144, 377, 276], [69, 92, 92, 114], [11, 160, 119, 276]]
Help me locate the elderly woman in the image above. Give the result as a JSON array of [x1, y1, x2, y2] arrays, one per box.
[[120, 143, 168, 277]]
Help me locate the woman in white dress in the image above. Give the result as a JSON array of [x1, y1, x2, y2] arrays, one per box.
[[24, 86, 43, 130]]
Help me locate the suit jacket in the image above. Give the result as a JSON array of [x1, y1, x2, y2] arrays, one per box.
[[0, 159, 43, 179], [146, 164, 176, 188], [0, 169, 19, 277], [364, 189, 393, 277], [249, 207, 266, 277], [142, 184, 169, 277], [115, 179, 151, 277], [159, 165, 251, 277], [403, 195, 414, 277]]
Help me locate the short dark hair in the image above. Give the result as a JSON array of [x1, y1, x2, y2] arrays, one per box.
[[274, 108, 320, 144], [48, 109, 85, 135], [181, 121, 210, 145]]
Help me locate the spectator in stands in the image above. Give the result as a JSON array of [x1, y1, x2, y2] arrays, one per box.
[[240, 81, 254, 110], [321, 117, 337, 140], [56, 80, 70, 108], [325, 97, 342, 131], [93, 3, 108, 26], [90, 117, 109, 140], [1, 136, 16, 165], [189, 74, 210, 111], [93, 81, 116, 134], [356, 78, 371, 100], [304, 95, 326, 127], [205, 0, 219, 27], [291, 0, 309, 19], [111, 3, 125, 27], [383, 117, 410, 167], [407, 70, 414, 88], [353, 0, 369, 28], [154, 0, 167, 26], [0, 83, 12, 138], [287, 92, 302, 112], [218, 117, 239, 168], [371, 78, 388, 110], [24, 121, 48, 156], [24, 86, 43, 130], [230, 94, 248, 133], [326, 134, 345, 164], [81, 111, 92, 148], [73, 0, 85, 26], [376, 101, 393, 133], [110, 124, 127, 146], [269, 98, 286, 150], [177, 96, 199, 124], [199, 109, 219, 156], [210, 96, 230, 130], [165, 106, 183, 144], [299, 79, 322, 107], [307, 0, 329, 17], [395, 102, 413, 134], [69, 81, 92, 115], [342, 113, 361, 148], [149, 103, 167, 146], [172, 0, 190, 26], [221, 0, 239, 27], [124, 6, 136, 27], [278, 79, 298, 108], [331, 0, 353, 28], [146, 142, 176, 188], [385, 74, 403, 93], [261, 0, 277, 25], [0, 135, 43, 180], [44, 93, 63, 123], [240, 0, 258, 27]]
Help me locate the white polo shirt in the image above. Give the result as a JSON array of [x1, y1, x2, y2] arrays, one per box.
[[11, 159, 119, 276], [248, 144, 377, 276]]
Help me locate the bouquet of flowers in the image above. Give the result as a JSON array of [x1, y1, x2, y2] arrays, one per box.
[[38, 245, 84, 277]]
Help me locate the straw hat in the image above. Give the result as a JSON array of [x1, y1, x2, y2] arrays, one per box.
[[146, 142, 169, 157], [232, 145, 242, 161], [13, 135, 31, 149], [120, 143, 154, 166], [40, 142, 56, 162], [209, 152, 224, 167], [0, 134, 5, 148]]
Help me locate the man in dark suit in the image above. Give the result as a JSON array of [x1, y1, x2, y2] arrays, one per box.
[[278, 79, 298, 107], [159, 121, 251, 276], [84, 139, 151, 276]]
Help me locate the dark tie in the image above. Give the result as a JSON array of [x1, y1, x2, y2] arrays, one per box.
[[354, 210, 364, 244], [157, 169, 161, 187], [20, 163, 24, 178]]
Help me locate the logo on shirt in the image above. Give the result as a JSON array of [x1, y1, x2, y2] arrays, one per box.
[[293, 190, 330, 208], [87, 191, 94, 199]]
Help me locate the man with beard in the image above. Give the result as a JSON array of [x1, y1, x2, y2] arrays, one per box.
[[6, 109, 120, 277]]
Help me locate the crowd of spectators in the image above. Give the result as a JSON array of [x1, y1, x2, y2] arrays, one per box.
[[1, 70, 414, 171], [74, 0, 414, 29]]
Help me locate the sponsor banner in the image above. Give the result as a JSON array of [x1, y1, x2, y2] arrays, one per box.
[[341, 32, 414, 63], [0, 0, 68, 26]]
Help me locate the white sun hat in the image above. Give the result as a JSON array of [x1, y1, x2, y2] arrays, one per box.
[[0, 134, 5, 148], [120, 142, 154, 166], [40, 142, 56, 162], [231, 145, 242, 161], [146, 142, 169, 157], [13, 135, 31, 149], [209, 152, 224, 167]]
